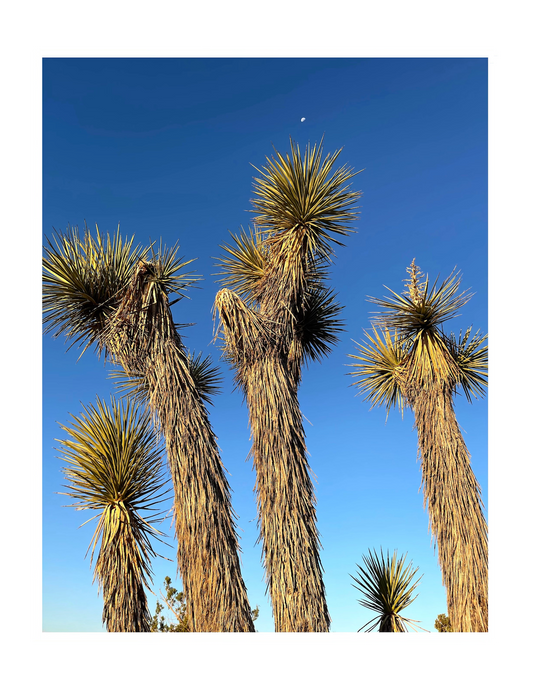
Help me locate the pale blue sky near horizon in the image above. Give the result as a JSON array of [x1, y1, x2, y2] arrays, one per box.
[[42, 57, 487, 632]]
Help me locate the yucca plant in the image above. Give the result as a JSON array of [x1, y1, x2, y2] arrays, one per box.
[[215, 139, 362, 631], [57, 397, 168, 632], [350, 549, 424, 632], [43, 226, 255, 632], [349, 260, 488, 632]]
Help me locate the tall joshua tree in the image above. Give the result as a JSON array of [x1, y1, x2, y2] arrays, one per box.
[[43, 227, 255, 632], [215, 140, 362, 631], [57, 397, 168, 632], [349, 260, 488, 632]]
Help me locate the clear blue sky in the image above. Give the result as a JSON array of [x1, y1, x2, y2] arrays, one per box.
[[42, 57, 487, 633]]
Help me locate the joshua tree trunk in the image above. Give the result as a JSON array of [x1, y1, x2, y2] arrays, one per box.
[[379, 618, 404, 632], [412, 385, 488, 632], [108, 264, 255, 632], [245, 357, 330, 632], [215, 288, 330, 632], [98, 505, 152, 632]]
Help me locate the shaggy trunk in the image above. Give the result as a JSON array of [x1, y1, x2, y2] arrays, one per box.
[[108, 265, 255, 632], [245, 357, 330, 632], [412, 385, 488, 632], [144, 343, 255, 632], [215, 286, 330, 632], [98, 506, 152, 632]]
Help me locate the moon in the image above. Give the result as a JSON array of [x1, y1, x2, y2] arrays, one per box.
[[301, 117, 306, 122]]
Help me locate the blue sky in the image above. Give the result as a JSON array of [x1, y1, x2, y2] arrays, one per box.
[[42, 57, 487, 633]]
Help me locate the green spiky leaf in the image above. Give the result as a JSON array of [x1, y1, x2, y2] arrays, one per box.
[[216, 227, 268, 304], [186, 351, 223, 405], [348, 327, 407, 415], [446, 327, 488, 402], [251, 138, 362, 260], [43, 226, 198, 358], [298, 286, 345, 364], [350, 549, 425, 632], [370, 267, 473, 339], [43, 225, 145, 357]]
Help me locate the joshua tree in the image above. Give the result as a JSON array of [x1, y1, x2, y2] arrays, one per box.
[[350, 549, 424, 632], [215, 140, 362, 631], [57, 396, 168, 632], [349, 260, 488, 632], [43, 227, 255, 632]]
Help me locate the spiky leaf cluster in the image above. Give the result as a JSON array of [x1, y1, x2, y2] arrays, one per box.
[[251, 138, 362, 260], [370, 266, 473, 337], [350, 549, 424, 632], [446, 327, 488, 403], [43, 226, 143, 356], [217, 228, 268, 305], [349, 262, 488, 411], [42, 225, 198, 359], [350, 328, 408, 414]]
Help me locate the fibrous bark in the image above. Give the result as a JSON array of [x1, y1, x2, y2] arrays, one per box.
[[412, 384, 488, 632], [108, 263, 255, 632]]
